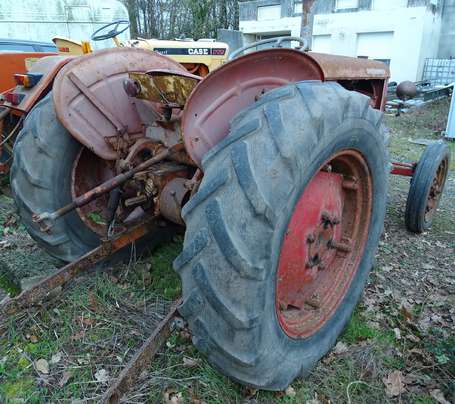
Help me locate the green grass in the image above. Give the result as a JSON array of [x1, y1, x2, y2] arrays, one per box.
[[147, 238, 182, 300], [385, 98, 455, 170]]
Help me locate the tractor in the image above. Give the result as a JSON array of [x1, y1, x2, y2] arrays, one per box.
[[1, 22, 451, 390]]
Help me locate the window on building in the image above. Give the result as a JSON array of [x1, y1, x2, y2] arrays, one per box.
[[312, 35, 332, 53], [294, 1, 302, 14], [335, 0, 359, 10], [356, 31, 393, 62], [257, 5, 281, 21]]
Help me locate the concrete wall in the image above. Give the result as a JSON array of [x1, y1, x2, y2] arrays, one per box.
[[439, 0, 455, 57]]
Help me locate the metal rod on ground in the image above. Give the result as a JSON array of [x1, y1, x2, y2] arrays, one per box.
[[101, 298, 182, 404], [0, 217, 157, 319]]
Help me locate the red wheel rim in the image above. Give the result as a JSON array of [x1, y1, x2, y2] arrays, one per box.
[[276, 150, 373, 338], [71, 148, 116, 235], [424, 157, 448, 223]]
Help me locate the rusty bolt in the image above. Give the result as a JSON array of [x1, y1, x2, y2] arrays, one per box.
[[321, 212, 331, 222], [329, 239, 352, 253], [305, 293, 321, 309]]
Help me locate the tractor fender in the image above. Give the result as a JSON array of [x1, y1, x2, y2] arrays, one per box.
[[52, 47, 187, 161], [182, 48, 390, 167]]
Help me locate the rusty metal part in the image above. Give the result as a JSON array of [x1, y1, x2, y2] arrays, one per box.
[[397, 80, 417, 100], [0, 218, 158, 318], [67, 71, 127, 135], [106, 188, 122, 227], [425, 157, 448, 222], [121, 138, 161, 171], [0, 107, 20, 175], [72, 147, 117, 235], [187, 169, 203, 197], [127, 69, 200, 107], [0, 106, 10, 122], [390, 161, 416, 177], [124, 194, 148, 208], [159, 178, 191, 225], [183, 48, 390, 166], [101, 298, 182, 404], [182, 48, 324, 166], [276, 150, 372, 338], [181, 63, 209, 77], [53, 48, 187, 161], [0, 107, 8, 174], [2, 56, 72, 113], [308, 52, 390, 81], [33, 146, 175, 231]]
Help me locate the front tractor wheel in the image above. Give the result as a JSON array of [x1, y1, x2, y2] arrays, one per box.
[[175, 81, 389, 390]]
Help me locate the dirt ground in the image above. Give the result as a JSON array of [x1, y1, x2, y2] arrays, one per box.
[[0, 98, 454, 403]]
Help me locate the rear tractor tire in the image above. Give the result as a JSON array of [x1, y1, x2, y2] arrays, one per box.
[[10, 93, 100, 262], [405, 141, 450, 233], [174, 81, 389, 390]]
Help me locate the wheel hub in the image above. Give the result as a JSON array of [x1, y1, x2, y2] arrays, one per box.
[[276, 150, 372, 338]]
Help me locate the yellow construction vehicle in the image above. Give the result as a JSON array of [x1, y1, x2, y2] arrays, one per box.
[[53, 20, 229, 76]]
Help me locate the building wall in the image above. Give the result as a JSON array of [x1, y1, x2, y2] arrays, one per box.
[[312, 5, 441, 83], [239, 0, 443, 83], [438, 0, 455, 57]]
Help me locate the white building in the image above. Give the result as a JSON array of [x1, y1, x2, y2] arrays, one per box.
[[239, 0, 447, 83]]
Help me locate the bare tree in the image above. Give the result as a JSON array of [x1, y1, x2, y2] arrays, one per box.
[[122, 0, 239, 40]]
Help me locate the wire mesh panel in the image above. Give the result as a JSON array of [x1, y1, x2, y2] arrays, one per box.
[[422, 58, 455, 86]]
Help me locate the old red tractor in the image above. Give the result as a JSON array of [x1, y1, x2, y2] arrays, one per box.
[[1, 34, 450, 389]]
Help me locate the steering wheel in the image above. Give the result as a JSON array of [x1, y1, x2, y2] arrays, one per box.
[[91, 20, 130, 41], [228, 36, 308, 60]]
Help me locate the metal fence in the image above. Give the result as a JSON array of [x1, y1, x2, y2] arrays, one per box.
[[422, 58, 455, 86]]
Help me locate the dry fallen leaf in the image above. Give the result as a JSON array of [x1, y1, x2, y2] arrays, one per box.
[[383, 370, 406, 397], [94, 368, 109, 383], [430, 389, 450, 404], [50, 352, 62, 364], [285, 385, 296, 398], [244, 386, 258, 399], [163, 388, 184, 404], [333, 341, 349, 354], [29, 335, 39, 343], [35, 358, 49, 374], [183, 356, 198, 368], [71, 330, 86, 341], [88, 290, 98, 312]]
